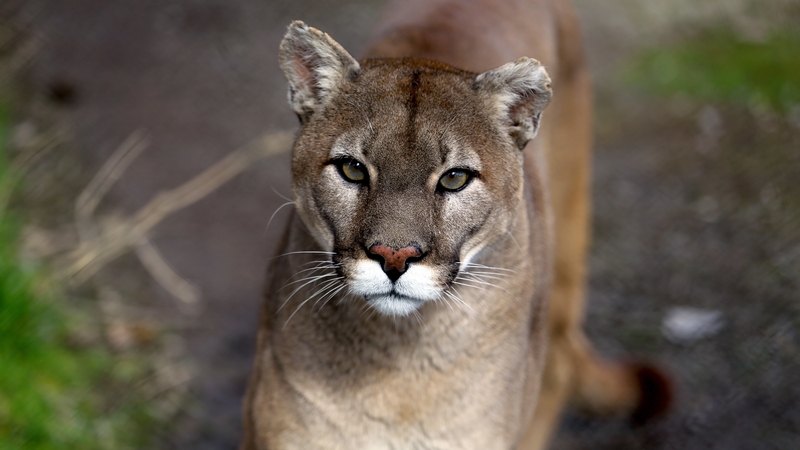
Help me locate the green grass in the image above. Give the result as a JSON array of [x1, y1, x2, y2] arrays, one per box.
[[628, 28, 800, 112], [0, 110, 154, 448]]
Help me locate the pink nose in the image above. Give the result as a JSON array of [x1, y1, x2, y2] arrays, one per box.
[[368, 244, 422, 274]]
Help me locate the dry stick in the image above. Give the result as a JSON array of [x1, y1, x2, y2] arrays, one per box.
[[11, 125, 69, 174], [0, 127, 69, 223], [0, 33, 41, 86], [134, 237, 201, 304], [67, 130, 294, 285], [75, 129, 150, 241], [72, 129, 198, 304]]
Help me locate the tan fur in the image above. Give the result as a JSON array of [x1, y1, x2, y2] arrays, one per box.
[[242, 1, 667, 449]]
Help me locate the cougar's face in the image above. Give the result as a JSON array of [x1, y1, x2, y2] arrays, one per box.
[[289, 61, 525, 316]]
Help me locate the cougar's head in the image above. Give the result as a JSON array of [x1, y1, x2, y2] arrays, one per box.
[[279, 22, 552, 316]]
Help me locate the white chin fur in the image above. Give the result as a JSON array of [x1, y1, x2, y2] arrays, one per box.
[[366, 294, 425, 316]]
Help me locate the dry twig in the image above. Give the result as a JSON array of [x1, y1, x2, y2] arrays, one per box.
[[66, 130, 294, 302]]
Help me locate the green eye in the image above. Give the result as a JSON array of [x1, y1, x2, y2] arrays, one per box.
[[438, 170, 470, 191], [339, 159, 367, 183]]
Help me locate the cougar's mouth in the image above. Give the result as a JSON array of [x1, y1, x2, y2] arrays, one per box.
[[364, 293, 426, 316]]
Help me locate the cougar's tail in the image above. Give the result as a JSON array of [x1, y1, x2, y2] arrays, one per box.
[[522, 333, 673, 450], [570, 341, 673, 425]]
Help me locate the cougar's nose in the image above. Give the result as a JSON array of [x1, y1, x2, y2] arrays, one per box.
[[368, 243, 423, 282]]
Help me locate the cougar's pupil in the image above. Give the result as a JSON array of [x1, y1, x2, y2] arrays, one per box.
[[340, 159, 367, 183], [439, 170, 469, 191]]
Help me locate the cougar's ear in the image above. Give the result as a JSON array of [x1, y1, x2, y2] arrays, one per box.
[[279, 21, 361, 123], [474, 57, 553, 150]]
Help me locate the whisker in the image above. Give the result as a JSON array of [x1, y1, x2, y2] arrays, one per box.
[[436, 292, 455, 313], [263, 201, 295, 236], [361, 303, 379, 321], [460, 273, 506, 288], [293, 263, 338, 273], [444, 289, 473, 312], [270, 185, 294, 203], [283, 278, 343, 329], [287, 263, 339, 281], [281, 272, 337, 289], [462, 267, 515, 276], [316, 284, 348, 313], [462, 271, 510, 281], [289, 260, 339, 276], [411, 309, 424, 328], [312, 280, 346, 311], [455, 277, 510, 294], [505, 230, 523, 251], [271, 250, 336, 260], [462, 262, 516, 273], [299, 259, 338, 267], [304, 282, 342, 314], [452, 280, 493, 292], [277, 273, 338, 312]]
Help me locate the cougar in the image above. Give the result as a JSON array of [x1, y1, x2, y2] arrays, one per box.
[[241, 0, 670, 448]]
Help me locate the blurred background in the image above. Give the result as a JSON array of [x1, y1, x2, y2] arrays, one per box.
[[0, 0, 798, 448]]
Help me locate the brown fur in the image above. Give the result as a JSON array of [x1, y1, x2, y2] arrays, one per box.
[[241, 1, 669, 449]]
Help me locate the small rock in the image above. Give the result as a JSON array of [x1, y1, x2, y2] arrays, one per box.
[[662, 307, 724, 344]]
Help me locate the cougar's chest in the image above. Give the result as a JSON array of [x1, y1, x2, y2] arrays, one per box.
[[266, 359, 524, 450], [257, 295, 533, 450]]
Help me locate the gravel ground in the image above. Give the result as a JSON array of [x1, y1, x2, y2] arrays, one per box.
[[4, 0, 799, 448]]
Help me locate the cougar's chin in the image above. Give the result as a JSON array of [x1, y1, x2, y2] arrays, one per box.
[[365, 294, 426, 316]]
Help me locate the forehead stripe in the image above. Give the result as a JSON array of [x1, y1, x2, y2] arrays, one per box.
[[406, 70, 422, 151]]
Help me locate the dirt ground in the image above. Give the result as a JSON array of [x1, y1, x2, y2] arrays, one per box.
[[4, 0, 799, 448]]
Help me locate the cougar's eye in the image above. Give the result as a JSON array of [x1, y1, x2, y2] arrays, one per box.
[[438, 169, 471, 192], [338, 159, 368, 183]]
